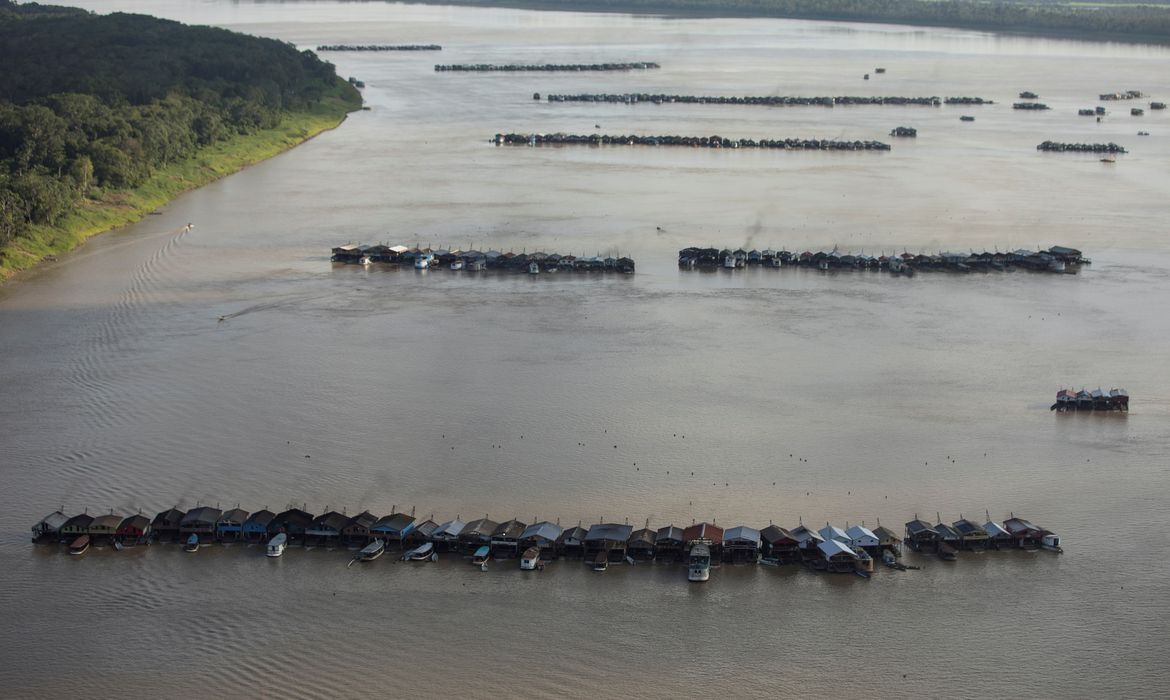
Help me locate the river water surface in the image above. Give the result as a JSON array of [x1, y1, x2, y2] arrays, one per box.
[[2, 2, 1169, 697]]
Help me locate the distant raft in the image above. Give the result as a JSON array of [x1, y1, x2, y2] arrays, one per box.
[[435, 62, 659, 72], [1037, 141, 1127, 153], [317, 44, 441, 51], [541, 93, 994, 107], [1051, 388, 1128, 412], [493, 133, 891, 151]]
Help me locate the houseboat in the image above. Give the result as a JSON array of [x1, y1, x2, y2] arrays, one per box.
[[520, 546, 541, 570], [184, 533, 200, 552], [68, 534, 90, 555], [31, 511, 69, 544], [266, 532, 287, 557], [358, 539, 385, 562], [687, 543, 711, 582]]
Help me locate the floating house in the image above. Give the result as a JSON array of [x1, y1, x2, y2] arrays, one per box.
[[241, 510, 275, 543], [458, 518, 498, 553], [519, 521, 563, 557], [151, 508, 185, 543], [370, 512, 416, 548], [89, 514, 122, 545], [905, 518, 939, 552], [872, 525, 902, 555], [306, 511, 350, 547], [404, 519, 438, 547], [180, 507, 222, 543], [1003, 517, 1046, 549], [952, 519, 990, 550], [626, 528, 657, 561], [933, 522, 962, 550], [654, 525, 686, 561], [584, 523, 634, 563], [429, 518, 465, 552], [116, 514, 151, 544], [817, 539, 859, 573], [31, 511, 69, 543], [722, 526, 762, 564], [845, 525, 880, 555], [684, 522, 724, 560], [760, 525, 800, 563], [818, 524, 850, 545], [556, 525, 587, 558], [789, 525, 825, 552], [216, 508, 249, 542], [490, 519, 528, 558], [981, 520, 1013, 549], [269, 508, 315, 543], [341, 511, 377, 547], [60, 513, 94, 539]]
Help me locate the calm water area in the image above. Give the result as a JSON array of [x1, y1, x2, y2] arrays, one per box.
[[2, 1, 1170, 696]]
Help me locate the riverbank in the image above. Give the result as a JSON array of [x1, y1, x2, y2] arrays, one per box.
[[0, 96, 358, 284]]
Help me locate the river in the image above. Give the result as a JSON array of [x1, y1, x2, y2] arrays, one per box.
[[1, 2, 1169, 697]]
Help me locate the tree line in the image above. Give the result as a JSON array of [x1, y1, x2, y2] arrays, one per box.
[[0, 1, 360, 251]]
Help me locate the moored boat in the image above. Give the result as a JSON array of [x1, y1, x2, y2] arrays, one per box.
[[1041, 533, 1063, 553], [404, 542, 434, 561], [687, 543, 711, 582], [855, 549, 874, 573], [520, 546, 541, 570], [592, 549, 609, 571], [359, 539, 385, 561], [449, 259, 464, 270], [937, 542, 958, 561], [472, 545, 491, 567], [68, 534, 90, 555], [184, 533, 200, 552], [266, 532, 287, 558]]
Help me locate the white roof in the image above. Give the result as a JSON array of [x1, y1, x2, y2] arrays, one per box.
[[818, 525, 850, 543], [846, 525, 878, 542], [388, 245, 409, 253], [817, 539, 858, 558]]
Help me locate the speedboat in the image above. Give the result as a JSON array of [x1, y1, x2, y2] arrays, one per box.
[[184, 533, 200, 552], [404, 542, 434, 561], [359, 539, 385, 562], [266, 532, 287, 558], [520, 546, 541, 570], [592, 550, 609, 571], [687, 543, 711, 582], [68, 535, 90, 555]]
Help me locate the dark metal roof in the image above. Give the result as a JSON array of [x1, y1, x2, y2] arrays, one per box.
[[311, 511, 350, 532], [683, 522, 723, 543], [459, 518, 498, 539], [151, 508, 184, 527], [63, 513, 94, 529], [181, 506, 223, 527], [345, 511, 377, 530], [244, 509, 275, 527], [217, 508, 249, 526], [492, 519, 527, 539], [584, 523, 633, 542], [761, 525, 796, 544], [410, 519, 438, 538], [627, 528, 656, 546], [953, 519, 983, 536], [557, 526, 587, 543], [655, 525, 685, 544], [90, 514, 122, 530], [118, 514, 150, 531], [905, 519, 936, 535], [520, 521, 563, 542], [272, 508, 315, 527]]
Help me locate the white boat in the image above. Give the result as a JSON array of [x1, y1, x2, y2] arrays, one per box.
[[414, 253, 433, 269], [450, 260, 464, 270], [1041, 533, 1064, 553], [528, 261, 540, 274], [592, 550, 609, 571], [358, 255, 372, 265], [184, 533, 200, 552], [688, 543, 711, 582], [723, 255, 736, 269], [359, 539, 385, 561], [520, 546, 541, 570], [266, 532, 287, 558], [403, 542, 435, 561]]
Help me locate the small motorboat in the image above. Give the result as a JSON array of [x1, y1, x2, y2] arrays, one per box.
[[1041, 533, 1064, 553], [266, 532, 287, 558], [1101, 157, 1116, 163], [472, 545, 491, 568], [520, 546, 541, 570], [592, 550, 609, 572], [68, 535, 90, 555], [528, 261, 540, 275], [937, 542, 958, 561], [404, 542, 434, 561], [184, 534, 200, 552], [359, 539, 385, 562], [450, 259, 464, 271]]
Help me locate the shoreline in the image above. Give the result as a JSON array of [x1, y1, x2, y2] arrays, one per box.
[[401, 0, 1170, 46], [0, 99, 359, 285]]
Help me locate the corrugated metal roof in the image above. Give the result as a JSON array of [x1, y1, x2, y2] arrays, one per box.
[[683, 522, 723, 543], [790, 525, 824, 544], [459, 518, 498, 539], [345, 511, 378, 530], [983, 521, 1010, 537], [181, 506, 223, 527], [217, 508, 249, 525], [817, 539, 858, 558], [411, 519, 439, 537], [655, 525, 685, 543], [627, 528, 656, 546], [152, 508, 184, 527], [520, 521, 563, 542], [905, 519, 935, 535], [492, 519, 527, 539], [557, 526, 587, 543], [244, 510, 275, 527], [872, 525, 900, 542], [760, 525, 796, 544], [90, 514, 122, 530], [952, 519, 982, 536], [35, 511, 70, 531], [584, 523, 633, 542], [818, 525, 849, 543], [372, 512, 415, 533], [845, 525, 878, 543], [310, 511, 350, 532], [431, 519, 465, 539], [118, 514, 150, 531], [723, 526, 761, 546]]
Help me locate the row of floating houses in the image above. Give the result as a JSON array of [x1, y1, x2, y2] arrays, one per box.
[[331, 244, 635, 273], [1036, 141, 1127, 154], [31, 506, 1060, 571], [493, 133, 891, 151], [316, 44, 441, 51], [435, 62, 659, 72], [678, 245, 1088, 274], [535, 93, 992, 106], [1052, 388, 1129, 412]]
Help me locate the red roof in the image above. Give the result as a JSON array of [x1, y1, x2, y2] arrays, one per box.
[[683, 522, 724, 543]]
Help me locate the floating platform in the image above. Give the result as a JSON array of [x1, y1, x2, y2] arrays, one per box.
[[678, 245, 1088, 274], [494, 133, 891, 151], [331, 244, 634, 273], [539, 93, 992, 107]]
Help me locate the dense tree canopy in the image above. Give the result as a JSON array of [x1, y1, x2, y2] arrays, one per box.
[[0, 1, 359, 250]]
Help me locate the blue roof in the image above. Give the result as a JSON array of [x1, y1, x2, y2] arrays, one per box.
[[473, 545, 490, 557]]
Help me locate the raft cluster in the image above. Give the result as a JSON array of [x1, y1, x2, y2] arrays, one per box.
[[1036, 141, 1127, 153], [889, 126, 917, 137], [316, 44, 441, 51], [1013, 102, 1051, 110], [435, 62, 659, 72], [493, 133, 891, 151], [539, 93, 980, 107]]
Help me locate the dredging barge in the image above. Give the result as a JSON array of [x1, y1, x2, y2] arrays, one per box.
[[32, 506, 1062, 577], [678, 245, 1088, 274], [1051, 388, 1128, 412], [332, 244, 634, 273]]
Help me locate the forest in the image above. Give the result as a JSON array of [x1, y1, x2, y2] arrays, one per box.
[[0, 1, 360, 259], [426, 0, 1170, 40]]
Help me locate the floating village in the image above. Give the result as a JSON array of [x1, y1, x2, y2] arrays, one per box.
[[332, 244, 635, 273], [316, 44, 441, 51], [494, 132, 891, 151], [1051, 388, 1129, 412], [435, 62, 659, 72], [677, 245, 1088, 274], [536, 93, 992, 106], [31, 506, 1062, 580]]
